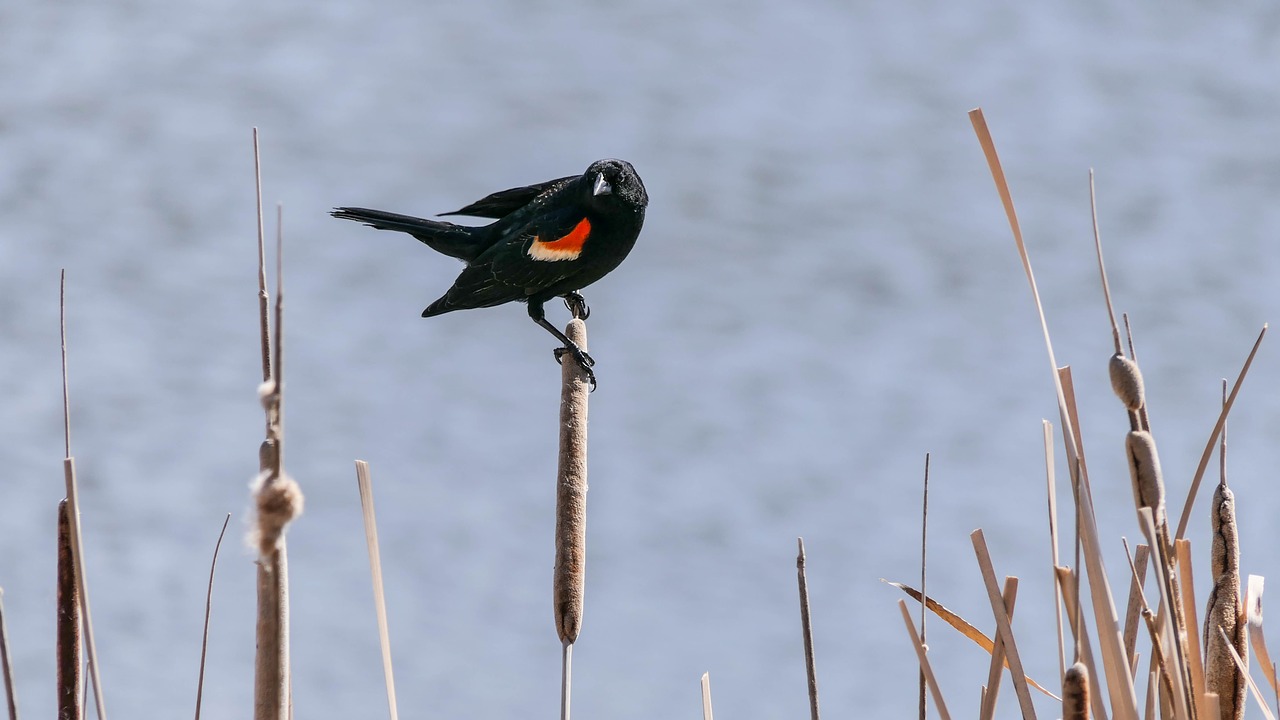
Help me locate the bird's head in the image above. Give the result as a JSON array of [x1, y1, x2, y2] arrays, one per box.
[[584, 159, 647, 213]]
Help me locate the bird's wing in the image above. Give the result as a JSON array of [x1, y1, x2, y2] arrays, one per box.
[[439, 176, 575, 219]]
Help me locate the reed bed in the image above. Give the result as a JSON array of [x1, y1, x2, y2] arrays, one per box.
[[889, 109, 1275, 720]]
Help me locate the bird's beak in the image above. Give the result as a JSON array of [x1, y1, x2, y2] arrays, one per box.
[[593, 172, 612, 196]]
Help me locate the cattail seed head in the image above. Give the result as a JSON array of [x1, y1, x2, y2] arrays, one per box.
[[1125, 431, 1166, 527], [1109, 353, 1145, 411], [1063, 661, 1091, 719]]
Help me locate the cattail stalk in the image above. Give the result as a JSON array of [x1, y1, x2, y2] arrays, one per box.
[[251, 144, 301, 720], [796, 538, 821, 720]]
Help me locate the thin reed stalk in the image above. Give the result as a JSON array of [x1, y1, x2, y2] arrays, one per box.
[[194, 515, 231, 720], [918, 454, 929, 720], [898, 600, 952, 720], [59, 273, 107, 720], [796, 538, 820, 720]]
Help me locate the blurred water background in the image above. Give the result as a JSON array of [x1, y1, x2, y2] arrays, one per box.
[[3, 2, 1279, 718]]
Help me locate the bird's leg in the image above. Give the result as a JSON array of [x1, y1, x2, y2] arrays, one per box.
[[562, 291, 590, 320], [528, 301, 596, 389]]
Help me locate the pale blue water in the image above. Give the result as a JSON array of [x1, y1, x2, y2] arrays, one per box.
[[2, 2, 1279, 718]]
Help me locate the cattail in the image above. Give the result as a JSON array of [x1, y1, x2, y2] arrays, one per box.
[[1062, 661, 1091, 719], [554, 317, 590, 644], [1109, 353, 1145, 412], [57, 500, 81, 720], [1124, 431, 1166, 529], [1203, 481, 1245, 720]]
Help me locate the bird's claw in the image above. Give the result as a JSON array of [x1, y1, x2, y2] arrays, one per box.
[[554, 345, 597, 391], [563, 292, 590, 320]]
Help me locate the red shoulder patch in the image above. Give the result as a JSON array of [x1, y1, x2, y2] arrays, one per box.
[[528, 218, 591, 261]]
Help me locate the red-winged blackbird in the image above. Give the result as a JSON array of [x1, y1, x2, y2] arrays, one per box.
[[332, 158, 647, 388]]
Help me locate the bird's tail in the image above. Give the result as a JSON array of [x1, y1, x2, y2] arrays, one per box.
[[331, 207, 485, 262]]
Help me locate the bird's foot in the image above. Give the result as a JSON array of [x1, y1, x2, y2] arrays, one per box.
[[554, 343, 597, 391], [563, 292, 590, 320]]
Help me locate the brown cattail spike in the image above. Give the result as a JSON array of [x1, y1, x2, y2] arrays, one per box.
[[1063, 661, 1091, 719], [56, 500, 81, 720], [1204, 481, 1245, 720], [1124, 431, 1166, 529], [1109, 353, 1145, 415], [553, 317, 590, 645]]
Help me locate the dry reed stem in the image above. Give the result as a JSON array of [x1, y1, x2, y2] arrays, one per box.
[[1175, 539, 1208, 720], [970, 530, 1036, 719], [700, 672, 713, 720], [254, 128, 271, 383], [1215, 627, 1275, 720], [1174, 325, 1266, 540], [1204, 481, 1245, 720], [195, 514, 231, 720], [918, 454, 929, 720], [554, 317, 590, 644], [355, 461, 399, 720], [57, 500, 80, 720], [898, 600, 952, 720], [1122, 539, 1180, 719], [796, 538, 820, 720], [252, 145, 297, 720], [1088, 169, 1122, 356], [1123, 544, 1151, 678], [1057, 566, 1108, 719], [1246, 576, 1278, 696], [978, 577, 1018, 720], [1044, 420, 1067, 684], [0, 589, 17, 720], [972, 109, 1142, 716], [1136, 509, 1192, 720], [1064, 661, 1092, 720]]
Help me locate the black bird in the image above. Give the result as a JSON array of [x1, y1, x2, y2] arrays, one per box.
[[332, 158, 647, 388]]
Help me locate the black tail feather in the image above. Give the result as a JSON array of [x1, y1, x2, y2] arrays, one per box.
[[331, 207, 484, 261]]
